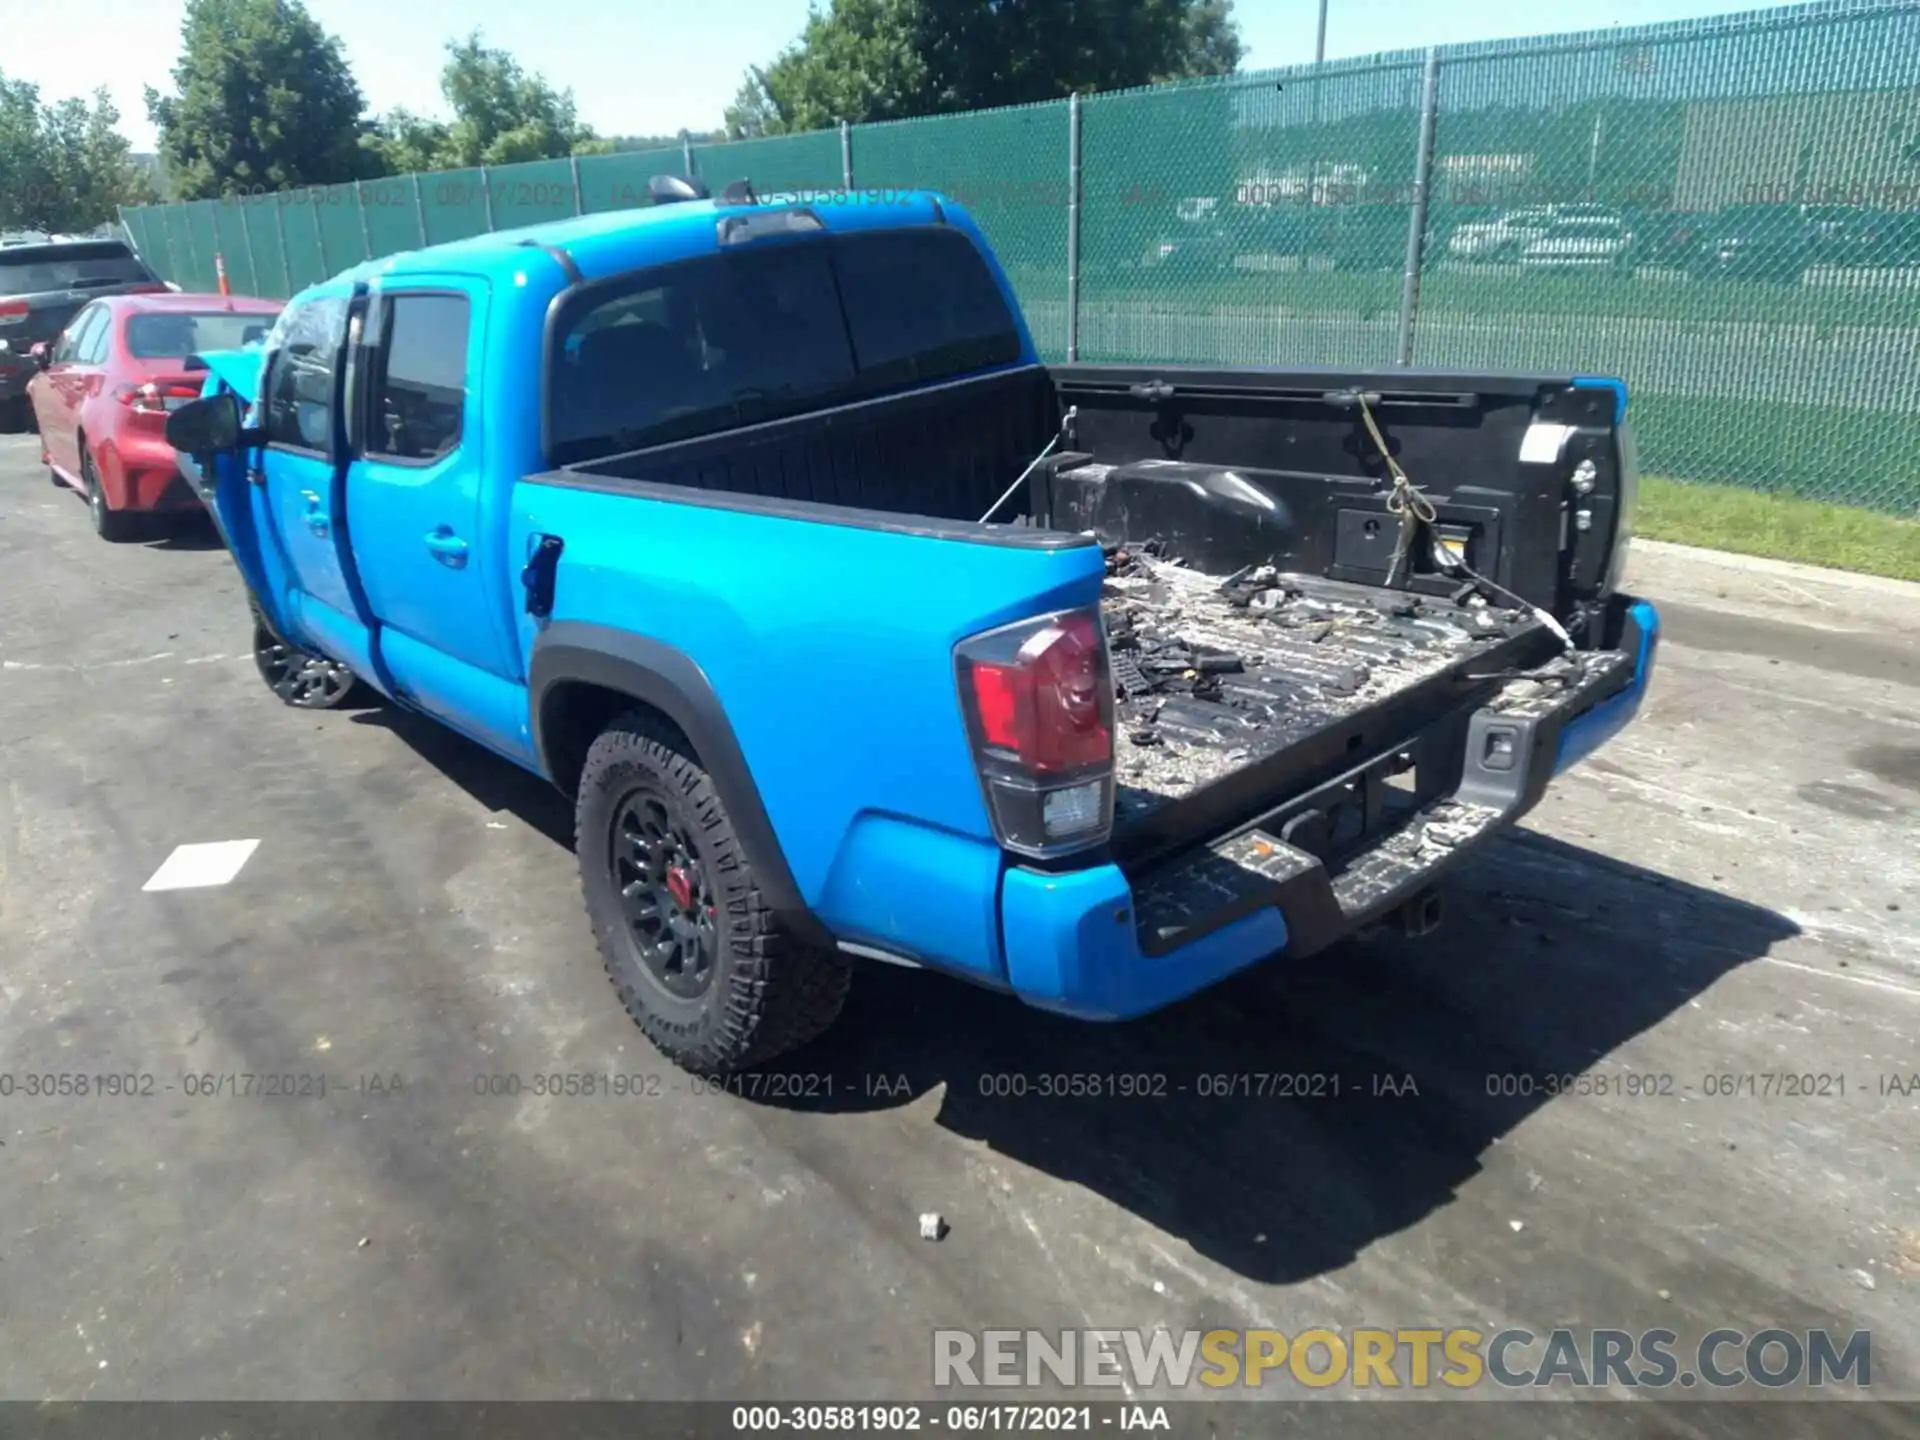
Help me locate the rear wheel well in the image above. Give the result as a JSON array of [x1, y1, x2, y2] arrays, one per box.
[[541, 681, 696, 797]]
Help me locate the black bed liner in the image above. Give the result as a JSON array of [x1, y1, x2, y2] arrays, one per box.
[[1102, 545, 1567, 870]]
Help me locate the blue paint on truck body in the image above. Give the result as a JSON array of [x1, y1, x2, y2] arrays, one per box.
[[182, 188, 1659, 1034]]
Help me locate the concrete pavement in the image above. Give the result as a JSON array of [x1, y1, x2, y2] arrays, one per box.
[[0, 435, 1914, 1433]]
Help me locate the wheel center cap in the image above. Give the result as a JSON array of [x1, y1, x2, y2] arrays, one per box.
[[665, 867, 693, 911]]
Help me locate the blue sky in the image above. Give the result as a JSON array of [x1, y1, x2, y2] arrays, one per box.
[[12, 0, 1798, 151]]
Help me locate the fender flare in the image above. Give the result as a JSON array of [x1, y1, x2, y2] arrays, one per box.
[[529, 622, 831, 950]]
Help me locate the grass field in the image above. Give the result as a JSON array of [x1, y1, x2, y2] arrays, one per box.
[[1637, 476, 1920, 583], [1070, 262, 1920, 328]]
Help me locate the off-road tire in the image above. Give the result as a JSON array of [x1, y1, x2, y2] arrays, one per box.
[[576, 709, 851, 1075]]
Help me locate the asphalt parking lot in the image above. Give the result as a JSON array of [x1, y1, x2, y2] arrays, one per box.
[[0, 433, 1916, 1433]]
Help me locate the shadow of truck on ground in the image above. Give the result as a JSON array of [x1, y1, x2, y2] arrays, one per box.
[[361, 705, 1798, 1285], [760, 828, 1799, 1284]]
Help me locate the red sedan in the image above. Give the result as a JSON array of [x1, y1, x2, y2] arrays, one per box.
[[27, 292, 282, 541]]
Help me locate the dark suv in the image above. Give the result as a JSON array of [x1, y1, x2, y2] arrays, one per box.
[[0, 239, 166, 429], [1692, 204, 1852, 283]]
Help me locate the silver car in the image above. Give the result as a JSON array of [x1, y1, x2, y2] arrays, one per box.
[[1516, 217, 1633, 274]]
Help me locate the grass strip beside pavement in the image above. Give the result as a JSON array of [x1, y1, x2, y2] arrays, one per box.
[[1636, 476, 1920, 583]]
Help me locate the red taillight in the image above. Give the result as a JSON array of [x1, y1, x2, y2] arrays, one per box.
[[971, 663, 1025, 752], [0, 300, 27, 323], [966, 612, 1111, 773], [115, 380, 202, 415], [957, 607, 1115, 856]]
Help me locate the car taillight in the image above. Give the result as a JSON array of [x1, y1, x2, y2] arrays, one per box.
[[115, 380, 202, 415], [956, 606, 1115, 858], [0, 300, 27, 326]]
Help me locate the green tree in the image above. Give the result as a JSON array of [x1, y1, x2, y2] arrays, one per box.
[[0, 73, 154, 231], [725, 0, 1243, 138], [368, 32, 603, 172], [145, 0, 377, 198], [0, 75, 48, 225]]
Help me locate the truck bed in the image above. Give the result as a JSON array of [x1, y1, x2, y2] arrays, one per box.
[[549, 359, 1636, 888], [1105, 545, 1550, 831]]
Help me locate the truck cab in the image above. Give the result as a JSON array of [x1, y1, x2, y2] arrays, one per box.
[[170, 181, 1658, 1074]]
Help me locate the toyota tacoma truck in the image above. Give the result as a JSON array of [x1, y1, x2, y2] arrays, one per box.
[[165, 177, 1659, 1075]]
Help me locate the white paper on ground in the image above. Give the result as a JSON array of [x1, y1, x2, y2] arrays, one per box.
[[142, 840, 261, 892]]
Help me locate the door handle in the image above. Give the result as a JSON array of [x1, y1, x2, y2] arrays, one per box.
[[424, 527, 469, 568], [300, 490, 330, 537]]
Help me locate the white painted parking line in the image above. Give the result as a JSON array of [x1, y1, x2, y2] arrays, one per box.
[[142, 840, 261, 893]]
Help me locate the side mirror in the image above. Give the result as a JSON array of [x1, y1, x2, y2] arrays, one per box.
[[27, 342, 49, 370], [165, 392, 244, 455]]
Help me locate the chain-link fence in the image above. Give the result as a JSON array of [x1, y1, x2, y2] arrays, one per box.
[[120, 0, 1920, 514]]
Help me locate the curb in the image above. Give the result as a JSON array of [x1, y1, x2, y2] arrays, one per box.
[[1629, 538, 1920, 600], [1623, 538, 1920, 636]]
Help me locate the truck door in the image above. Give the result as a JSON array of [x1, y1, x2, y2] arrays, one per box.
[[254, 291, 379, 680], [343, 279, 530, 763]]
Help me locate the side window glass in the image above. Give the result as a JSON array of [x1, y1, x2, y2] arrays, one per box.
[[263, 297, 349, 451], [367, 294, 468, 462], [77, 310, 113, 364], [55, 307, 100, 363]]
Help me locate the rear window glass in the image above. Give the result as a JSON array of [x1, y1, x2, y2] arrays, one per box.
[[548, 225, 1021, 465], [126, 311, 278, 359], [834, 228, 1022, 385], [0, 243, 154, 295]]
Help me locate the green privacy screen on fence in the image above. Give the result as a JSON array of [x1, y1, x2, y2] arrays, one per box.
[[121, 0, 1920, 514], [855, 102, 1071, 355]]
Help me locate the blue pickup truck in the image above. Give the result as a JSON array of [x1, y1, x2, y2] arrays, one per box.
[[165, 177, 1659, 1074]]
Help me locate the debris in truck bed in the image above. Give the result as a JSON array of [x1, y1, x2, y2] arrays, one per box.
[[1104, 549, 1556, 828]]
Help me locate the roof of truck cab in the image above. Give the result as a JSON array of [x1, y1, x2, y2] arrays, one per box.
[[331, 189, 963, 291]]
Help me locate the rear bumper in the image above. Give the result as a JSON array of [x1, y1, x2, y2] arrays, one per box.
[[999, 598, 1660, 1020], [106, 434, 205, 512]]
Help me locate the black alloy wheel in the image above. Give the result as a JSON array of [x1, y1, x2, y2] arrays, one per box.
[[609, 786, 719, 999], [252, 617, 358, 708]]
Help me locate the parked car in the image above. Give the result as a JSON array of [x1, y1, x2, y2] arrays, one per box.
[[1517, 216, 1634, 274], [1232, 203, 1409, 273], [0, 238, 168, 431], [1620, 208, 1710, 270], [1143, 226, 1239, 274], [163, 180, 1657, 1074], [24, 292, 281, 540], [1446, 204, 1617, 262], [1834, 208, 1920, 270], [1691, 203, 1851, 283]]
